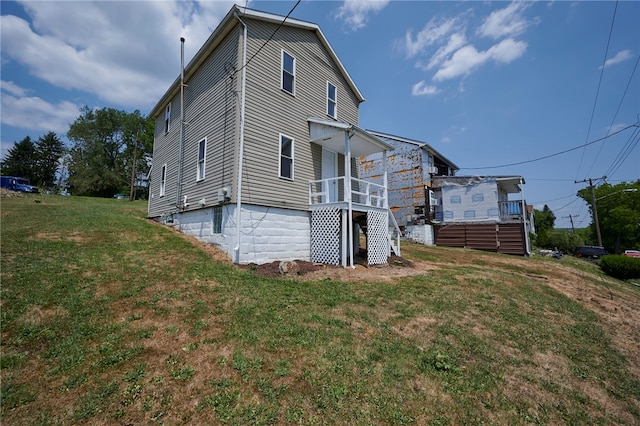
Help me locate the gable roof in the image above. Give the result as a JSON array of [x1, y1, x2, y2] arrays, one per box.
[[367, 130, 460, 172], [150, 5, 364, 118]]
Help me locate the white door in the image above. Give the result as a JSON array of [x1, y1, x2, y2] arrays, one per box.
[[322, 149, 338, 202]]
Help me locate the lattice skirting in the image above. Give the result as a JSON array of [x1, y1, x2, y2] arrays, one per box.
[[367, 210, 388, 265], [310, 207, 341, 265]]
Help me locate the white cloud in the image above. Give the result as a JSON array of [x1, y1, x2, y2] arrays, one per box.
[[477, 2, 531, 40], [411, 81, 439, 96], [600, 49, 633, 69], [1, 80, 27, 97], [0, 91, 80, 135], [402, 3, 533, 88], [335, 0, 389, 31], [1, 1, 238, 110], [433, 39, 527, 81], [404, 17, 461, 59]]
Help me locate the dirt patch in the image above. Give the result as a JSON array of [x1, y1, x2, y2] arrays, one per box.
[[20, 305, 69, 326], [0, 188, 23, 198]]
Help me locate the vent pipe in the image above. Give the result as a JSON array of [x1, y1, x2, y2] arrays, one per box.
[[176, 37, 186, 208]]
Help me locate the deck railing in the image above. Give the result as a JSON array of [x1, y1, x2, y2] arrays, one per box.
[[499, 200, 524, 222], [309, 177, 387, 208]]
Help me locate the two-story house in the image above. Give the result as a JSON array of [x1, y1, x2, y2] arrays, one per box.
[[359, 132, 531, 255], [147, 5, 398, 267]]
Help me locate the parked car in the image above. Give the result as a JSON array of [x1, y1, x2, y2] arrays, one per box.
[[623, 250, 640, 258], [574, 245, 608, 260], [114, 193, 128, 200], [0, 176, 39, 193]]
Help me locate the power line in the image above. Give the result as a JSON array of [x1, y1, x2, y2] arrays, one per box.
[[575, 0, 618, 181], [236, 0, 302, 76], [587, 54, 640, 176], [458, 123, 639, 170]]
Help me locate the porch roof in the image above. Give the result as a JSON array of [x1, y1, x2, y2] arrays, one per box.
[[308, 117, 394, 157]]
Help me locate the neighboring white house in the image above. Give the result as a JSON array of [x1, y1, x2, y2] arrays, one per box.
[[359, 131, 532, 256], [147, 5, 398, 267]]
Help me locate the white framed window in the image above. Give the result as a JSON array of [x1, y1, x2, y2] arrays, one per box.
[[160, 163, 167, 197], [279, 134, 294, 180], [281, 50, 295, 95], [197, 138, 206, 181], [327, 81, 337, 118], [164, 104, 171, 133]]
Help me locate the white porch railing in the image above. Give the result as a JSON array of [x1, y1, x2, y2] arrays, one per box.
[[309, 176, 387, 207]]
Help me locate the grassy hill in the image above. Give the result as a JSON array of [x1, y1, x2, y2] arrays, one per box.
[[1, 194, 639, 425]]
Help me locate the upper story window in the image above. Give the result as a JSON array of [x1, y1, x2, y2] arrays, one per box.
[[279, 134, 294, 180], [197, 138, 206, 181], [160, 164, 167, 197], [164, 104, 171, 133], [327, 82, 337, 118], [281, 50, 295, 95]]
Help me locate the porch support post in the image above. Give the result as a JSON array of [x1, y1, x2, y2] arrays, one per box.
[[341, 209, 348, 268], [345, 130, 354, 268]]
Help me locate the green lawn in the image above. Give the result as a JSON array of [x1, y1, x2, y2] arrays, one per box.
[[1, 194, 639, 425]]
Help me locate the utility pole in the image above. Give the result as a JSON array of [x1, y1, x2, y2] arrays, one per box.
[[562, 214, 579, 232], [575, 176, 606, 247]]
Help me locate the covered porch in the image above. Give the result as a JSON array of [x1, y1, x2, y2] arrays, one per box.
[[307, 118, 400, 268]]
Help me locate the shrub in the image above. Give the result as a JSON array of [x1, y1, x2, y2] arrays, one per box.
[[599, 255, 640, 281]]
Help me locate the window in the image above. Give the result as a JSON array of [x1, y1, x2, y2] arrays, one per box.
[[164, 104, 171, 133], [160, 164, 167, 197], [197, 138, 206, 181], [212, 206, 222, 234], [281, 50, 295, 95], [279, 134, 294, 180], [327, 82, 337, 118]]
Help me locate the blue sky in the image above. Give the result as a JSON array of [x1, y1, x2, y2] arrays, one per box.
[[1, 0, 638, 228]]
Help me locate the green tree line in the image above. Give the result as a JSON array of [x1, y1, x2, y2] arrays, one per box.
[[1, 107, 154, 198]]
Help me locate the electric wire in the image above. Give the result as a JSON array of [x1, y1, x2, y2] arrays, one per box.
[[237, 0, 302, 76], [574, 0, 618, 181], [587, 54, 640, 176], [458, 123, 639, 170]]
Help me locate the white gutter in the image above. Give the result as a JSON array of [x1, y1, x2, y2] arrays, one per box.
[[233, 12, 247, 262], [520, 177, 531, 256]]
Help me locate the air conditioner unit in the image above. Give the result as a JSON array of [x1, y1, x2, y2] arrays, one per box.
[[428, 166, 438, 174], [429, 189, 439, 206]]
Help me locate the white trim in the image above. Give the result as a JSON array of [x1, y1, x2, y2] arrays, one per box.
[[159, 163, 167, 197], [196, 137, 207, 181], [164, 103, 171, 133], [281, 49, 296, 96], [279, 133, 294, 180], [326, 81, 337, 119]]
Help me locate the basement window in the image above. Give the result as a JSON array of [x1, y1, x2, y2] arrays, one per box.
[[212, 206, 222, 234]]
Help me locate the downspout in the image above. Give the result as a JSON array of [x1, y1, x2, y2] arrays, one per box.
[[233, 12, 247, 263], [176, 37, 185, 208]]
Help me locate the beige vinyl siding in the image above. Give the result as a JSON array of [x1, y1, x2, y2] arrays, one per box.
[[148, 28, 240, 218], [240, 18, 361, 211]]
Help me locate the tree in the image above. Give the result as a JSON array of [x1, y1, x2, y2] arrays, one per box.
[[1, 133, 65, 188], [577, 180, 640, 253], [1, 136, 37, 182], [34, 132, 65, 189], [532, 204, 556, 248], [67, 107, 153, 197]]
